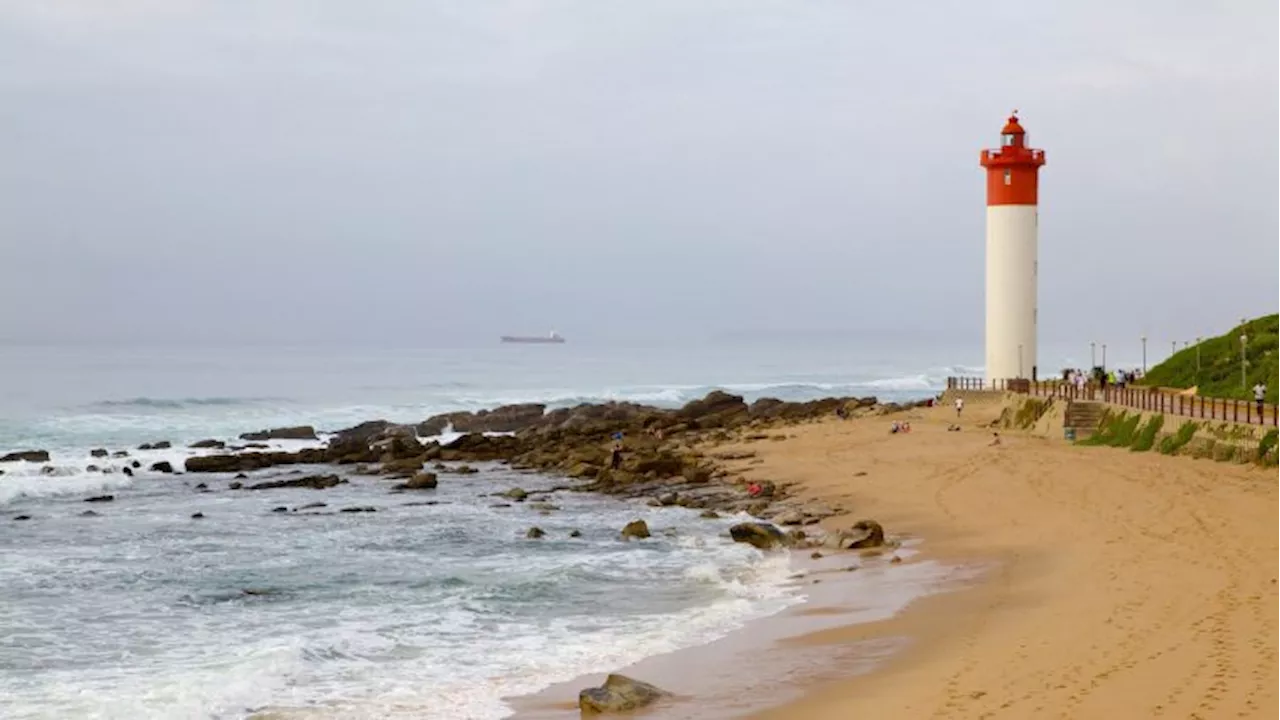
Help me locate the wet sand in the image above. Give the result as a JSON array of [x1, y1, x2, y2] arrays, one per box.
[[513, 395, 1278, 719]]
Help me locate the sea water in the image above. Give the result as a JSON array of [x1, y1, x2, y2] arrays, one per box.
[[0, 341, 956, 719]]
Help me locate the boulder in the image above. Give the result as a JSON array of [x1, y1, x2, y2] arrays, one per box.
[[677, 390, 748, 427], [85, 465, 100, 473], [247, 474, 344, 491], [728, 522, 793, 550], [501, 487, 529, 502], [830, 519, 885, 550], [526, 526, 546, 539], [89, 448, 109, 458], [138, 441, 171, 450], [228, 481, 244, 490], [191, 512, 204, 519], [330, 420, 395, 446], [150, 461, 174, 474], [80, 510, 101, 517], [699, 509, 721, 519], [84, 494, 114, 503], [394, 472, 439, 491], [13, 515, 33, 521], [340, 506, 377, 513], [189, 439, 226, 449], [111, 450, 130, 458], [380, 457, 425, 477], [620, 519, 650, 540], [239, 426, 317, 441], [569, 529, 583, 538], [1, 450, 49, 463], [578, 674, 671, 714], [122, 467, 134, 477]]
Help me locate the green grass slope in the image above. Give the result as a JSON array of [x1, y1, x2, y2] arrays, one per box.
[[1140, 314, 1278, 403]]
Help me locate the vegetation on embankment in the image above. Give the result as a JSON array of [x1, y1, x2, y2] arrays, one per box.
[[1140, 314, 1278, 403], [1078, 409, 1276, 467]]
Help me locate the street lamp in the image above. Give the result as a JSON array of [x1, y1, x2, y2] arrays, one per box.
[[1240, 332, 1248, 388], [1141, 335, 1147, 373], [1171, 340, 1177, 357]]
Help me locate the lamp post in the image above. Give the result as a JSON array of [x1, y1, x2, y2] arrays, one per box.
[[1240, 332, 1248, 388], [1171, 340, 1176, 357], [1141, 335, 1147, 373]]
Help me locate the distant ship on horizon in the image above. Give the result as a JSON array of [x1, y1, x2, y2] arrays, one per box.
[[500, 330, 565, 344]]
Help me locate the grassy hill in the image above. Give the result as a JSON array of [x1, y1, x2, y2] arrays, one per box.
[[1140, 314, 1278, 403]]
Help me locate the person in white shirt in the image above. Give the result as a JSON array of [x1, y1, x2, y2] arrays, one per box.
[[1253, 382, 1267, 419], [954, 397, 964, 419]]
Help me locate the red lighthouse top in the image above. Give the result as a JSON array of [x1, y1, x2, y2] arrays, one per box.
[[980, 111, 1046, 206]]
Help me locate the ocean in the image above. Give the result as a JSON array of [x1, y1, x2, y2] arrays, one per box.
[[0, 340, 963, 719]]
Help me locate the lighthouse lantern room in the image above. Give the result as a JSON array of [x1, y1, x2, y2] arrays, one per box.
[[980, 112, 1046, 383]]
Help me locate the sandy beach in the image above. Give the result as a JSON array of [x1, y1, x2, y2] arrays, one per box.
[[727, 396, 1278, 719]]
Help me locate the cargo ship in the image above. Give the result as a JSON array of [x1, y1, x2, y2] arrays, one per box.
[[500, 331, 565, 344]]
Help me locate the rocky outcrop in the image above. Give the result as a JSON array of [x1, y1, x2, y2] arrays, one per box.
[[620, 519, 650, 540], [677, 390, 748, 428], [189, 439, 226, 449], [184, 448, 328, 473], [728, 522, 793, 550], [90, 448, 109, 458], [150, 461, 174, 474], [578, 674, 671, 714], [394, 472, 438, 490], [246, 474, 345, 491], [1, 450, 49, 463], [138, 441, 171, 450], [418, 403, 548, 436], [239, 426, 317, 441]]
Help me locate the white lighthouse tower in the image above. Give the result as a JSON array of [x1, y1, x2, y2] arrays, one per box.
[[980, 112, 1046, 383]]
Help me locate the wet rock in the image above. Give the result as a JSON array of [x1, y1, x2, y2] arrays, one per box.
[[234, 472, 248, 479], [272, 506, 289, 513], [85, 464, 100, 473], [526, 526, 546, 539], [445, 464, 480, 475], [190, 512, 204, 519], [501, 487, 529, 502], [247, 474, 344, 491], [84, 495, 114, 503], [80, 510, 101, 517], [40, 465, 56, 475], [728, 522, 793, 550], [13, 515, 32, 521], [824, 519, 886, 550], [138, 441, 171, 450], [340, 506, 377, 513], [393, 472, 438, 491], [620, 519, 650, 540], [490, 503, 512, 508], [569, 529, 583, 538], [295, 502, 327, 511], [529, 501, 560, 512], [122, 466, 134, 477], [656, 492, 678, 506], [89, 448, 109, 458], [699, 509, 721, 519], [150, 461, 174, 474], [379, 457, 425, 478], [810, 550, 824, 559], [194, 482, 208, 491], [772, 509, 805, 526], [239, 426, 317, 441], [130, 460, 141, 469], [1, 450, 49, 463], [189, 439, 226, 449], [578, 674, 671, 714], [228, 481, 243, 490], [111, 450, 130, 458]]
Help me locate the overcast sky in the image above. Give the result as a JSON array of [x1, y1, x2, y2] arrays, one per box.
[[0, 1, 1275, 349]]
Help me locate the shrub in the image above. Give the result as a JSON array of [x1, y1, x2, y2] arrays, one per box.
[[1129, 414, 1165, 452], [1158, 421, 1199, 455]]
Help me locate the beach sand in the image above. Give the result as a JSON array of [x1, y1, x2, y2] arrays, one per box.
[[730, 398, 1278, 719], [512, 396, 1276, 719]]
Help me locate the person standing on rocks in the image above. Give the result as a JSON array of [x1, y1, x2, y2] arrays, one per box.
[[610, 442, 623, 470]]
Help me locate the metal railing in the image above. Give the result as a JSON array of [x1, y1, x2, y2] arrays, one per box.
[[946, 377, 1277, 427]]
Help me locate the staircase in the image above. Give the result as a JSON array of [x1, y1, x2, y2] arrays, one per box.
[[1064, 401, 1106, 441]]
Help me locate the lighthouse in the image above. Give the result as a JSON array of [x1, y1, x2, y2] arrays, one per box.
[[980, 112, 1046, 383]]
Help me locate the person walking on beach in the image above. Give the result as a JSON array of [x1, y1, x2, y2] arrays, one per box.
[[1253, 382, 1267, 419], [954, 396, 964, 419]]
